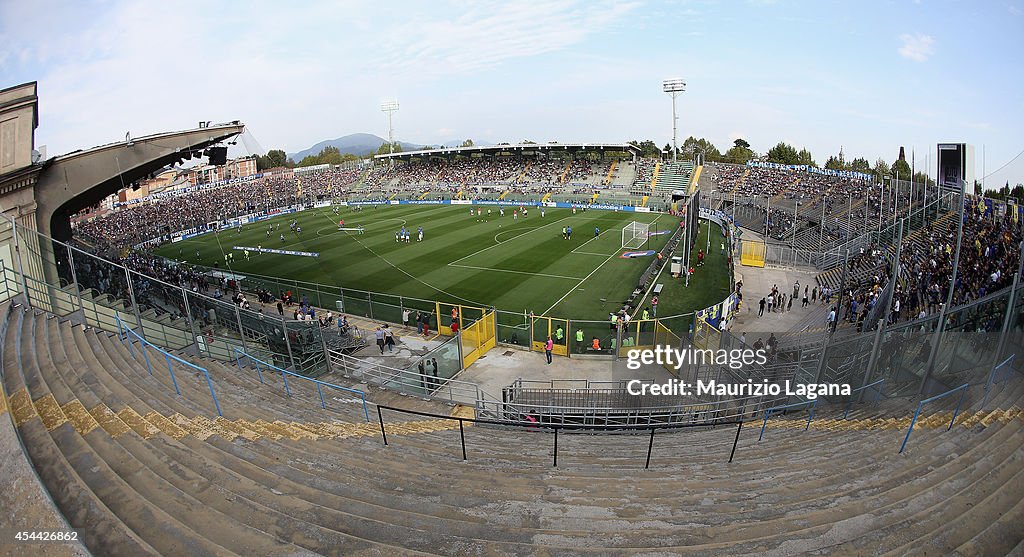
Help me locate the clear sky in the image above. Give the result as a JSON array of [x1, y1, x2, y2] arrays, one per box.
[[2, 0, 1022, 186]]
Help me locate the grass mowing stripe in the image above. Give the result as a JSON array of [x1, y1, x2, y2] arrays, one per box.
[[448, 213, 576, 265], [154, 206, 726, 321], [447, 263, 583, 281], [312, 209, 490, 307]]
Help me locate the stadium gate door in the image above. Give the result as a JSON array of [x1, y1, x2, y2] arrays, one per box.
[[435, 302, 496, 367], [531, 316, 569, 357], [740, 239, 766, 267], [460, 310, 497, 368]]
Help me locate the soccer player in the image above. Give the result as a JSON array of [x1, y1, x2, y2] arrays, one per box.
[[257, 245, 262, 254], [594, 226, 600, 237], [418, 226, 424, 242], [567, 226, 572, 240], [280, 234, 285, 242], [396, 231, 400, 242], [540, 208, 545, 217], [562, 226, 567, 240], [513, 210, 518, 220], [404, 231, 411, 243]]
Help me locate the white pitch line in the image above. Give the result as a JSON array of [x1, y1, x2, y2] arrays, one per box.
[[570, 229, 608, 253], [540, 214, 664, 317], [449, 213, 575, 265], [448, 263, 583, 281], [539, 250, 620, 317], [572, 251, 618, 257]]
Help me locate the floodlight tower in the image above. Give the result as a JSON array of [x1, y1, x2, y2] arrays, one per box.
[[381, 100, 399, 161], [662, 78, 686, 163]]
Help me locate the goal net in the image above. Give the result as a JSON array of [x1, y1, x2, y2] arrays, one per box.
[[621, 221, 650, 249]]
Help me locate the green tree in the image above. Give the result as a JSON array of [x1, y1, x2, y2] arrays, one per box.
[[375, 142, 404, 156], [824, 156, 843, 170], [723, 145, 755, 164], [628, 140, 661, 158], [872, 158, 891, 180], [797, 148, 815, 167], [256, 149, 291, 170], [733, 138, 750, 149], [850, 157, 870, 173], [461, 139, 474, 148], [892, 158, 911, 178], [681, 136, 722, 162], [766, 142, 800, 165], [912, 171, 934, 187]]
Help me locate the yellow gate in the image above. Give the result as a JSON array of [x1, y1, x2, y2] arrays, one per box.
[[531, 316, 569, 356], [461, 310, 496, 368], [740, 239, 766, 267], [617, 318, 657, 357], [436, 302, 485, 336]]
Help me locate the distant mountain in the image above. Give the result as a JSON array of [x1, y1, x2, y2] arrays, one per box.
[[289, 134, 496, 161], [288, 133, 423, 161]]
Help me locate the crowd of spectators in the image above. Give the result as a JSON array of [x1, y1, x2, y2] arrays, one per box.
[[74, 168, 360, 254]]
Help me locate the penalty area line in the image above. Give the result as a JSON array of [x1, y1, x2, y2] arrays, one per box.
[[447, 263, 583, 281]]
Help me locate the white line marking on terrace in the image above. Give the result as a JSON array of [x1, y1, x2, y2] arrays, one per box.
[[448, 264, 583, 281]]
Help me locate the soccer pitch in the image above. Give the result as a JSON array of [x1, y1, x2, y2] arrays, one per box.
[[155, 204, 726, 321]]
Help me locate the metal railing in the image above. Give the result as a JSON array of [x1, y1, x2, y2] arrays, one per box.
[[980, 355, 1017, 410], [758, 399, 818, 441], [477, 392, 786, 427], [116, 316, 222, 416], [843, 379, 885, 419], [326, 349, 483, 404], [235, 348, 370, 422], [376, 404, 746, 468], [899, 383, 969, 454]]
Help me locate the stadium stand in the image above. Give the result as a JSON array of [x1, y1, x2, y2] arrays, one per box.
[[2, 301, 1022, 555]]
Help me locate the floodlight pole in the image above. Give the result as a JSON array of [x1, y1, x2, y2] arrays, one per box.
[[663, 78, 686, 163], [381, 100, 400, 165]]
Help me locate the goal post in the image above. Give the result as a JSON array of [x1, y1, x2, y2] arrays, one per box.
[[621, 221, 650, 249]]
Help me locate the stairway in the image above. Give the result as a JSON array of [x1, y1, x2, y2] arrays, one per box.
[[2, 302, 1022, 555]]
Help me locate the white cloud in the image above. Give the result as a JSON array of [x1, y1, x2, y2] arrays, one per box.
[[374, 1, 641, 76], [898, 33, 935, 62]]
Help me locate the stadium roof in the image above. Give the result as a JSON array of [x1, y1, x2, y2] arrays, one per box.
[[374, 142, 640, 161]]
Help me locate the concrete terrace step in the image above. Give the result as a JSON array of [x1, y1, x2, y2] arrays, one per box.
[[3, 306, 1023, 554]]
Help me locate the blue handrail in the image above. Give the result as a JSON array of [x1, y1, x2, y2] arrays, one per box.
[[115, 316, 222, 417], [980, 355, 1016, 410], [234, 348, 370, 422], [899, 383, 969, 454], [843, 378, 885, 419], [759, 398, 818, 441]]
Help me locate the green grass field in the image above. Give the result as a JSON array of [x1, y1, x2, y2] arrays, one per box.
[[155, 204, 728, 322]]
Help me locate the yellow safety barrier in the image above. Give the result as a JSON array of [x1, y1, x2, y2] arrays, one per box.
[[740, 240, 766, 267]]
